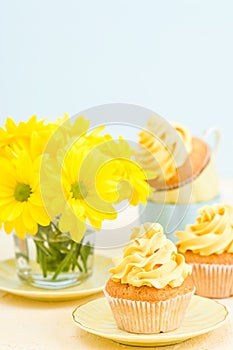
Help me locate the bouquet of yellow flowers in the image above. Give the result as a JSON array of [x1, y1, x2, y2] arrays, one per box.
[[0, 114, 152, 287]]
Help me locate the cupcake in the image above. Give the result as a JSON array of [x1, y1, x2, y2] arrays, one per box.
[[104, 222, 195, 334], [176, 203, 233, 298], [136, 115, 219, 200], [136, 115, 220, 241]]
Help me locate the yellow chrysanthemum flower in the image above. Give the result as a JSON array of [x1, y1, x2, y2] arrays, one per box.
[[96, 158, 151, 206], [41, 132, 153, 242], [0, 152, 50, 238], [45, 114, 110, 160], [54, 113, 90, 145], [41, 140, 117, 242], [98, 136, 135, 159], [0, 113, 153, 242], [96, 138, 153, 205], [0, 115, 56, 160], [56, 113, 90, 138], [0, 127, 12, 158]]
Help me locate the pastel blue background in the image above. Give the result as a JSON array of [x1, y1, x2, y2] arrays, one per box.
[[1, 0, 233, 176]]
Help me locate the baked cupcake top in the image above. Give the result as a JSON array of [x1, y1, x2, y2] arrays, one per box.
[[176, 203, 233, 256], [109, 222, 192, 289], [136, 115, 211, 191], [135, 116, 192, 182]]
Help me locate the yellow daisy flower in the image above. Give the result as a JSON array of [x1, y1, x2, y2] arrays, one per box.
[[0, 152, 50, 238], [0, 115, 56, 160], [41, 142, 117, 242], [0, 127, 13, 158], [98, 136, 135, 159], [96, 158, 151, 206], [46, 114, 110, 160], [96, 138, 153, 205]]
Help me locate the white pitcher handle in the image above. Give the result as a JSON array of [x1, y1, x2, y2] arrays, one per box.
[[202, 127, 221, 158]]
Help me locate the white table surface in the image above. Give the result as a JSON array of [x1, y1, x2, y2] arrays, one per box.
[[0, 178, 233, 350]]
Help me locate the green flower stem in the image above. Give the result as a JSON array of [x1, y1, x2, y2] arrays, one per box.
[[71, 241, 82, 271], [51, 241, 77, 280], [50, 221, 62, 236], [35, 241, 53, 257], [30, 222, 93, 282], [40, 246, 48, 278]]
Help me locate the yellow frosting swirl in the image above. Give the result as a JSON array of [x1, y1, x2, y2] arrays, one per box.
[[176, 204, 233, 255], [109, 222, 192, 288], [170, 122, 192, 155], [135, 116, 192, 182]]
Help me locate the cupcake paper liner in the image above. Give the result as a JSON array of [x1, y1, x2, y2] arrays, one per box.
[[104, 289, 194, 334], [191, 263, 233, 298]]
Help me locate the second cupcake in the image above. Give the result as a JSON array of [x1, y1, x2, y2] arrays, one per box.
[[176, 203, 233, 298], [104, 222, 195, 334]]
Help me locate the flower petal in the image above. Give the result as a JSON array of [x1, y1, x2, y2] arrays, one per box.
[[27, 202, 50, 226]]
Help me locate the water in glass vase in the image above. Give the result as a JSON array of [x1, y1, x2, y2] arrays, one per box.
[[13, 223, 95, 289]]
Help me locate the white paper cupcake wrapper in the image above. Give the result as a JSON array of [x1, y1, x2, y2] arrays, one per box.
[[191, 263, 233, 298], [104, 289, 194, 334]]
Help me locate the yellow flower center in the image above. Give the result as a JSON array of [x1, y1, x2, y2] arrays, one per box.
[[71, 182, 88, 199], [14, 183, 32, 202]]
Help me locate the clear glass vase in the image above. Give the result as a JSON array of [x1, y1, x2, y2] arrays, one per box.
[[13, 222, 95, 289]]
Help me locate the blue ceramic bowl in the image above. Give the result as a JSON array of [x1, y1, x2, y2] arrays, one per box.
[[139, 196, 221, 243]]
